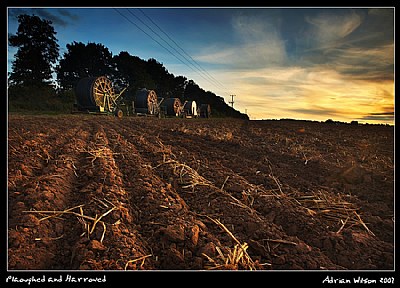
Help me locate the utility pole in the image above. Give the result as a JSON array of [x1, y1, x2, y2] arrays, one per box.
[[229, 94, 236, 108]]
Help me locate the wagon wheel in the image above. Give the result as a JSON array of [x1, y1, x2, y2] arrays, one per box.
[[147, 90, 158, 114], [92, 76, 117, 112], [173, 99, 181, 115]]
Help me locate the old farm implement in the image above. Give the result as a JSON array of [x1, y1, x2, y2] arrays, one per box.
[[133, 88, 164, 117], [199, 104, 211, 118], [161, 97, 183, 117], [182, 100, 198, 118], [73, 76, 128, 117], [72, 76, 211, 119]]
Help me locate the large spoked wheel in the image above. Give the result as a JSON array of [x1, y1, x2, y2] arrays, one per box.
[[92, 76, 117, 112], [173, 99, 181, 116], [147, 90, 158, 114]]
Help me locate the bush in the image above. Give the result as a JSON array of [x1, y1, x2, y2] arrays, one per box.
[[8, 85, 75, 113]]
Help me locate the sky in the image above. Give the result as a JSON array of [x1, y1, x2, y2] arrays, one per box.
[[7, 7, 395, 124]]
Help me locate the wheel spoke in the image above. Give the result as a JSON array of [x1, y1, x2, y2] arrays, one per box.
[[91, 77, 116, 111]]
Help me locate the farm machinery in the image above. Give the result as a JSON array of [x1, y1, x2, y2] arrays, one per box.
[[133, 92, 209, 119], [160, 97, 183, 117], [73, 76, 128, 117], [160, 98, 210, 118], [72, 76, 211, 119], [133, 88, 165, 117], [182, 100, 198, 118], [199, 104, 211, 118]]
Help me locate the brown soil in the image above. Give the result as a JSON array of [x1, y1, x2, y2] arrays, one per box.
[[7, 114, 394, 271]]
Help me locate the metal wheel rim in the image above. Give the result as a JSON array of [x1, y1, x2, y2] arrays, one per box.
[[92, 76, 116, 111]]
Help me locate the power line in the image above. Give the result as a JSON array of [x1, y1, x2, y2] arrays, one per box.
[[136, 8, 228, 91], [126, 8, 227, 92], [113, 8, 231, 97], [126, 9, 220, 88], [113, 9, 193, 73]]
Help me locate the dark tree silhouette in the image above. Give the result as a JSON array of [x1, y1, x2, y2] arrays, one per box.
[[8, 14, 59, 87], [112, 52, 188, 106], [56, 41, 114, 90], [170, 75, 188, 101], [145, 58, 176, 98], [113, 51, 156, 96]]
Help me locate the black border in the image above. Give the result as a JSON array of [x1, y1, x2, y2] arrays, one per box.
[[4, 1, 396, 286]]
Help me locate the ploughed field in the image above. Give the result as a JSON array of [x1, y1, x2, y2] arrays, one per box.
[[7, 114, 394, 270]]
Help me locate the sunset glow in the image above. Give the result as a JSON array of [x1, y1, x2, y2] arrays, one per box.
[[7, 7, 394, 124]]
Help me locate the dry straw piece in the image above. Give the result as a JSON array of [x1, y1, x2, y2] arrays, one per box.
[[124, 254, 152, 270], [23, 200, 118, 243], [201, 216, 271, 270], [293, 189, 374, 235], [81, 145, 120, 166]]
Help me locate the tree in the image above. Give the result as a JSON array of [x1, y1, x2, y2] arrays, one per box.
[[8, 14, 59, 87], [112, 51, 156, 105], [170, 75, 188, 101], [113, 51, 155, 94], [56, 41, 114, 90], [145, 58, 175, 98]]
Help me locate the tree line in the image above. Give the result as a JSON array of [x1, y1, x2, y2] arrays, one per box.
[[8, 14, 248, 119]]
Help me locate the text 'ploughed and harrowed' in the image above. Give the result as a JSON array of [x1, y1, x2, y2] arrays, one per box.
[[6, 274, 106, 285]]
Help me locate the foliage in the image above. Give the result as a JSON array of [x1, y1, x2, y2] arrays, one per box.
[[145, 58, 177, 99], [8, 14, 59, 86], [112, 51, 156, 103], [8, 85, 75, 113], [56, 41, 115, 90]]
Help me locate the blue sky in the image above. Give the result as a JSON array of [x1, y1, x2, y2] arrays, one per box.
[[7, 7, 395, 124]]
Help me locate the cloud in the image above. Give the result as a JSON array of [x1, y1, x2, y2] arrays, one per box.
[[305, 10, 362, 47], [299, 9, 394, 83], [180, 7, 393, 116], [195, 43, 286, 69], [358, 111, 394, 123], [195, 12, 287, 69], [34, 9, 71, 26], [288, 107, 341, 117], [8, 8, 79, 27], [57, 9, 80, 21], [307, 8, 394, 51], [207, 61, 394, 124], [323, 44, 394, 81]]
